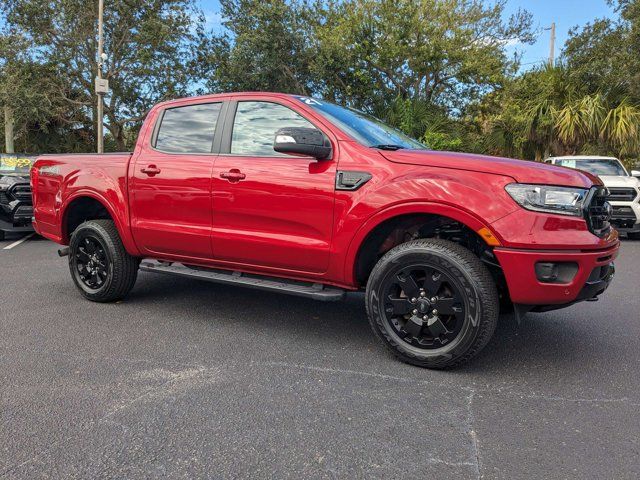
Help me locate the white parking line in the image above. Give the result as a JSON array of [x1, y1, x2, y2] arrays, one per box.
[[3, 233, 35, 250]]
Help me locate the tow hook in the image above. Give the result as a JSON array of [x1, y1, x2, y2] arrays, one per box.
[[57, 247, 70, 257]]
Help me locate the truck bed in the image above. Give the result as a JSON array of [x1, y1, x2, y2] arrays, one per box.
[[32, 152, 133, 243]]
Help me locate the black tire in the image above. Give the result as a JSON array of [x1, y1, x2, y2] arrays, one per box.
[[69, 219, 138, 302], [365, 239, 499, 369], [0, 230, 4, 241], [627, 231, 640, 240]]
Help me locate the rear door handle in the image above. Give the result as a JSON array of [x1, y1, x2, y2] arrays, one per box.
[[141, 165, 161, 176], [220, 169, 246, 182]]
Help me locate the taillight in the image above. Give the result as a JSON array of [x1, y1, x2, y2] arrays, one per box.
[[30, 164, 39, 207]]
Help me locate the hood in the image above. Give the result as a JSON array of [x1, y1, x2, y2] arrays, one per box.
[[0, 172, 30, 184], [598, 175, 640, 188], [381, 150, 598, 188]]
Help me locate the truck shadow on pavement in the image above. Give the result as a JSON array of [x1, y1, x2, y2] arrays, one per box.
[[125, 272, 609, 374]]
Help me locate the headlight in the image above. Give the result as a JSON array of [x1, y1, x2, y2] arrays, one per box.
[[505, 184, 589, 217]]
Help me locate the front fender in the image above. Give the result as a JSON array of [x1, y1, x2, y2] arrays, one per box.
[[329, 166, 519, 286]]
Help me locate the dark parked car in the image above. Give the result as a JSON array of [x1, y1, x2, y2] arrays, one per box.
[[0, 155, 35, 240]]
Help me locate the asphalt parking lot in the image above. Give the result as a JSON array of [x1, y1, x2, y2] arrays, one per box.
[[1, 234, 639, 479]]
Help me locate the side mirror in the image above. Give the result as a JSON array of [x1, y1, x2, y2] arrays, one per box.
[[631, 170, 640, 178], [273, 127, 331, 160]]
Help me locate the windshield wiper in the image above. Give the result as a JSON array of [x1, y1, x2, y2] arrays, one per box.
[[371, 144, 405, 151]]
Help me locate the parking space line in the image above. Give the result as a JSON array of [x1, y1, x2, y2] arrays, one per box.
[[3, 233, 35, 250]]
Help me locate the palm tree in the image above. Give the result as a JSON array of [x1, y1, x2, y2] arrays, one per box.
[[521, 65, 640, 159], [600, 98, 640, 157]]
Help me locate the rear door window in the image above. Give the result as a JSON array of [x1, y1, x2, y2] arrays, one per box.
[[155, 103, 222, 153]]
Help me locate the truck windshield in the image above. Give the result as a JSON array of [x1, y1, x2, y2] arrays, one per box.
[[557, 158, 627, 176], [0, 155, 35, 174], [295, 97, 428, 150]]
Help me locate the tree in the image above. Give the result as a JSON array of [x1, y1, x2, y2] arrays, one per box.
[[2, 0, 204, 151], [198, 0, 534, 107], [563, 0, 640, 103], [480, 64, 640, 160], [198, 0, 318, 95], [312, 0, 534, 111], [0, 31, 71, 153]]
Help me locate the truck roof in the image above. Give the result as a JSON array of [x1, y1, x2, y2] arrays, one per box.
[[154, 92, 299, 109]]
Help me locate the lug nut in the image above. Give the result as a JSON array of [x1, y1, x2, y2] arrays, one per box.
[[412, 309, 418, 315], [432, 309, 438, 316], [423, 315, 428, 320], [420, 291, 426, 297], [431, 297, 437, 303], [410, 297, 417, 303]]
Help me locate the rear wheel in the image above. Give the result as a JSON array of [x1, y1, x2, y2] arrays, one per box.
[[365, 239, 499, 369], [69, 219, 138, 302]]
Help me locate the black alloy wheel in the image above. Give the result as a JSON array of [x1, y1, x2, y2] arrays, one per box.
[[68, 219, 139, 302], [383, 265, 465, 350], [73, 235, 110, 290], [366, 238, 499, 369]]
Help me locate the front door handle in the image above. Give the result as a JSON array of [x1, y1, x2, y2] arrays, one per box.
[[220, 169, 246, 182], [141, 165, 161, 176]]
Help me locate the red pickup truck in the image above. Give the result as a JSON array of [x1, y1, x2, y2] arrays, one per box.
[[31, 92, 619, 368]]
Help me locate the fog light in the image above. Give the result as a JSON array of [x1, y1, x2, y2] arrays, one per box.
[[535, 262, 579, 284], [535, 262, 559, 282]]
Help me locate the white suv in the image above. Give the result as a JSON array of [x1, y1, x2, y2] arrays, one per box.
[[545, 156, 640, 239]]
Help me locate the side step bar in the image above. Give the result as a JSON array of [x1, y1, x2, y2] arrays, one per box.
[[139, 260, 346, 302]]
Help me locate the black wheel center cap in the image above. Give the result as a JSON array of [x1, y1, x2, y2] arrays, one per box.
[[417, 298, 431, 314]]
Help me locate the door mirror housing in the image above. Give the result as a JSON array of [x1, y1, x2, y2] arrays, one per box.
[[273, 127, 331, 160], [631, 170, 640, 178]]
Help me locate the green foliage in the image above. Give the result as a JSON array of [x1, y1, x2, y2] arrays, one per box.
[[313, 0, 533, 110], [199, 0, 318, 95], [0, 0, 638, 162], [1, 0, 203, 151]]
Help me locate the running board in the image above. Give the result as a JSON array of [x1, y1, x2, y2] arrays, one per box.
[[139, 260, 346, 302]]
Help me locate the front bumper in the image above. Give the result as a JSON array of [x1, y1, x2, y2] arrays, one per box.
[[494, 242, 619, 307], [0, 180, 34, 231], [609, 199, 640, 233], [0, 217, 34, 234]]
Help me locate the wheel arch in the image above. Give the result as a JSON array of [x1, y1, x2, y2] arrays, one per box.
[[61, 192, 139, 255], [344, 202, 504, 287]]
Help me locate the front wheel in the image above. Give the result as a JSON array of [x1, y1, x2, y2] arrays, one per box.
[[366, 239, 499, 369], [69, 219, 139, 302]]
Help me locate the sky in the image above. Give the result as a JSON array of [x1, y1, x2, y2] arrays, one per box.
[[502, 0, 615, 68], [198, 0, 617, 71]]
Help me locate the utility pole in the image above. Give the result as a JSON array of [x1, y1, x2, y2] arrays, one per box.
[[548, 22, 556, 67], [3, 106, 14, 154], [95, 0, 106, 153]]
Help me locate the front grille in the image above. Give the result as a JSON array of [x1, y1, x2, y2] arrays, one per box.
[[14, 205, 33, 219], [607, 187, 637, 202], [585, 187, 612, 237], [9, 184, 32, 202], [611, 206, 635, 219]]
